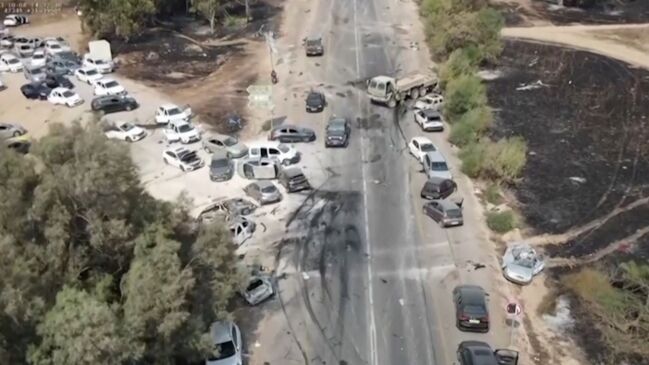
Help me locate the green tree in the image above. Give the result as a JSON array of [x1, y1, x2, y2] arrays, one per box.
[[79, 0, 156, 40], [444, 73, 487, 122], [193, 0, 221, 34]]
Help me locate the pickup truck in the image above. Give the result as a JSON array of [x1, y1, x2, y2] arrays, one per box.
[[367, 72, 438, 108], [155, 103, 192, 125]]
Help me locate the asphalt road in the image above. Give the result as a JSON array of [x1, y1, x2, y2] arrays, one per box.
[[254, 0, 510, 364]]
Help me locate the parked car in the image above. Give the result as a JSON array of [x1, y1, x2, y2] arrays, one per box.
[[269, 124, 316, 143], [229, 216, 256, 246], [15, 43, 34, 58], [44, 41, 64, 56], [163, 120, 201, 144], [240, 276, 274, 305], [91, 95, 139, 114], [408, 137, 437, 164], [244, 181, 282, 205], [242, 158, 280, 180], [155, 103, 192, 124], [54, 50, 81, 63], [423, 199, 463, 227], [30, 50, 46, 67], [4, 135, 31, 154], [423, 151, 452, 180], [82, 54, 113, 73], [0, 53, 23, 72], [48, 87, 83, 107], [202, 133, 248, 158], [104, 122, 147, 142], [20, 82, 51, 100], [305, 90, 326, 112], [414, 94, 444, 111], [162, 147, 204, 171], [304, 36, 324, 56], [453, 285, 489, 333], [324, 116, 350, 148], [420, 177, 464, 207], [278, 167, 310, 193], [414, 108, 444, 132], [501, 242, 545, 285], [209, 151, 234, 182], [197, 198, 257, 223], [207, 321, 243, 365], [0, 35, 13, 48], [248, 142, 300, 166], [457, 341, 519, 365], [43, 74, 74, 89], [12, 37, 29, 46], [93, 78, 126, 96], [4, 15, 29, 27], [75, 67, 103, 84], [0, 123, 27, 140], [48, 58, 80, 75], [23, 66, 46, 82]]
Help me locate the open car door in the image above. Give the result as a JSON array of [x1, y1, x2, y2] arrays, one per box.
[[494, 349, 519, 365]]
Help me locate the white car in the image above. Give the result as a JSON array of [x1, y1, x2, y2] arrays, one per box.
[[82, 54, 113, 73], [30, 50, 46, 67], [408, 137, 438, 164], [104, 122, 147, 142], [162, 147, 204, 171], [75, 67, 103, 84], [154, 103, 192, 124], [163, 120, 201, 144], [414, 109, 444, 132], [3, 15, 28, 27], [48, 87, 83, 107], [44, 41, 64, 56], [0, 53, 23, 72], [414, 94, 444, 111], [1, 35, 14, 48], [248, 142, 300, 166], [93, 78, 126, 96], [207, 321, 243, 365]]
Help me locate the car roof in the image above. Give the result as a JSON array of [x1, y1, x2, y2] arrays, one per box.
[[211, 150, 229, 160], [99, 78, 116, 83], [456, 285, 485, 300], [437, 199, 460, 210], [423, 109, 441, 117], [424, 150, 446, 162], [282, 166, 303, 177], [412, 136, 434, 145], [210, 321, 233, 344]]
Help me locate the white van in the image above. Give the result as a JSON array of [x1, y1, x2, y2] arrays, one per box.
[[248, 142, 300, 166]]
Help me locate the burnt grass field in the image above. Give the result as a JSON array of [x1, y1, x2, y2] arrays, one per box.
[[487, 40, 649, 258]]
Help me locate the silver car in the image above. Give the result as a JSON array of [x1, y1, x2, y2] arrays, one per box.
[[501, 242, 545, 285], [209, 151, 234, 182], [24, 65, 46, 82], [207, 321, 242, 365], [203, 133, 248, 158], [0, 123, 27, 140], [243, 180, 281, 205], [240, 276, 274, 305]]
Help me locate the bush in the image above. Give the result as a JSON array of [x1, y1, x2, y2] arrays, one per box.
[[484, 137, 527, 182], [486, 210, 516, 233], [449, 120, 478, 147], [484, 183, 502, 205], [439, 47, 481, 90], [459, 140, 487, 178], [449, 106, 493, 146], [444, 74, 487, 122]]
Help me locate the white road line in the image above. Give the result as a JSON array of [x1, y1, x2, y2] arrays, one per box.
[[352, 0, 379, 364]]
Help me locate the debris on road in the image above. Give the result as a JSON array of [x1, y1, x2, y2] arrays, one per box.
[[515, 80, 549, 91]]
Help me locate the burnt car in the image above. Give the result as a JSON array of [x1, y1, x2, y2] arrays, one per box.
[[20, 82, 52, 100], [43, 74, 74, 89], [197, 198, 258, 223], [278, 167, 310, 193], [305, 90, 326, 113], [457, 341, 518, 365], [4, 136, 31, 154], [325, 117, 350, 147], [420, 177, 463, 207], [453, 285, 489, 333], [244, 181, 282, 205], [269, 124, 315, 143], [304, 36, 324, 56], [91, 95, 139, 114], [46, 57, 80, 75]]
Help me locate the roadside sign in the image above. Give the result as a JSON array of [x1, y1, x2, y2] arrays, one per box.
[[506, 301, 522, 316]]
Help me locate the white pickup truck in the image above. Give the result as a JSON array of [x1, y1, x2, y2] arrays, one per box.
[[163, 120, 201, 144], [367, 73, 438, 108], [155, 103, 193, 125]]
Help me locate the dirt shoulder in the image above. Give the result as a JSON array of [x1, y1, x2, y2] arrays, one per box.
[[502, 23, 649, 70]]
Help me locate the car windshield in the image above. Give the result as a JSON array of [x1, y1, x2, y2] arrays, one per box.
[[167, 107, 182, 115], [94, 59, 106, 65], [122, 123, 135, 131], [223, 137, 238, 146], [514, 257, 536, 269], [431, 162, 448, 171], [50, 44, 61, 49], [427, 115, 441, 121], [209, 341, 236, 361], [464, 304, 487, 316], [8, 58, 20, 64], [178, 124, 193, 133], [308, 93, 322, 102], [278, 144, 290, 153], [62, 90, 74, 97], [261, 185, 276, 193], [104, 81, 119, 88], [446, 209, 462, 218], [306, 39, 321, 46], [179, 151, 198, 162], [247, 279, 265, 292], [327, 121, 346, 132], [86, 69, 98, 75], [211, 158, 229, 168], [33, 54, 44, 59], [420, 143, 436, 152]]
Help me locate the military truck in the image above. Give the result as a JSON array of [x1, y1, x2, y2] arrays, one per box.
[[367, 73, 438, 108]]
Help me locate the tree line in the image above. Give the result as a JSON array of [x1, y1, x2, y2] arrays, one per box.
[[0, 122, 240, 364]]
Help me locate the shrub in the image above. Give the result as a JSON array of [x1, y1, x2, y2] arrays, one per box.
[[459, 140, 487, 177], [486, 210, 516, 233], [444, 74, 487, 122], [449, 105, 493, 146], [449, 120, 478, 147], [484, 183, 502, 205], [439, 47, 480, 90], [484, 137, 527, 182]]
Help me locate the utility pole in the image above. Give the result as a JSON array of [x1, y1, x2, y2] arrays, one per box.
[[264, 30, 278, 128]]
